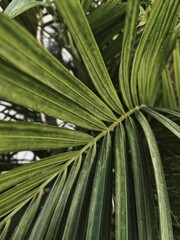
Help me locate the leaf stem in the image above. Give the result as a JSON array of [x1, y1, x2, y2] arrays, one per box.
[[79, 104, 146, 155]]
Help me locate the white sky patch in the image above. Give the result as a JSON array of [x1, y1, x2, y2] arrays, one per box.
[[43, 14, 53, 24], [56, 119, 65, 127], [13, 151, 40, 164], [0, 104, 6, 120], [61, 48, 73, 63], [0, 113, 5, 120], [0, 105, 5, 111], [37, 12, 55, 48]]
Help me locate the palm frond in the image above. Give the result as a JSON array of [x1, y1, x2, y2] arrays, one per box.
[[162, 67, 177, 109], [4, 0, 47, 18], [114, 124, 128, 239], [119, 0, 139, 109], [173, 42, 180, 106], [56, 0, 124, 114], [0, 14, 116, 124], [131, 0, 179, 106], [136, 111, 174, 239], [0, 0, 179, 239], [0, 121, 93, 153], [10, 191, 43, 240]]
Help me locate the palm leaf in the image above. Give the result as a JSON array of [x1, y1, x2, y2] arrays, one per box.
[[0, 169, 59, 218], [88, 0, 126, 47], [152, 107, 180, 117], [114, 124, 128, 239], [86, 134, 112, 240], [28, 171, 67, 240], [136, 111, 174, 239], [0, 121, 93, 153], [0, 0, 179, 239], [11, 192, 43, 240], [4, 0, 48, 18], [62, 146, 96, 240], [162, 67, 177, 108], [55, 0, 124, 114], [173, 41, 180, 106], [119, 0, 139, 109], [0, 14, 116, 123], [81, 0, 93, 12], [142, 107, 180, 138], [0, 151, 78, 192], [131, 0, 180, 106], [125, 117, 156, 239], [0, 60, 106, 130], [0, 219, 11, 240], [0, 0, 38, 36], [42, 159, 81, 240]]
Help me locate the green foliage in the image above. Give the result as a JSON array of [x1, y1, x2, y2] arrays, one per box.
[[4, 0, 48, 18], [0, 0, 179, 239]]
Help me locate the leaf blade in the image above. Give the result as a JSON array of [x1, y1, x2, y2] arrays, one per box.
[[44, 160, 81, 240], [62, 146, 96, 240], [86, 134, 112, 239], [0, 13, 116, 122], [55, 0, 124, 114], [131, 0, 179, 106], [0, 61, 106, 131], [0, 151, 78, 192], [0, 121, 93, 153], [28, 171, 67, 240], [151, 107, 180, 118], [0, 169, 60, 218], [0, 220, 11, 240], [11, 192, 43, 240], [115, 124, 128, 239], [162, 67, 177, 108], [136, 111, 174, 239], [4, 0, 48, 18], [119, 0, 139, 109], [81, 0, 93, 12], [142, 108, 180, 138], [125, 117, 158, 239], [173, 42, 180, 105]]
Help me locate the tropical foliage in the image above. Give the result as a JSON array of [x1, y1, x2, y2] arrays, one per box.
[[0, 0, 180, 239]]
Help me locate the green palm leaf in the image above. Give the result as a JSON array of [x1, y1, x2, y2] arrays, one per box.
[[28, 172, 67, 240], [81, 0, 93, 12], [142, 108, 180, 138], [0, 0, 179, 239], [136, 111, 174, 239], [0, 14, 116, 123], [55, 0, 124, 114], [119, 0, 139, 109], [115, 124, 128, 239], [0, 219, 11, 240], [131, 0, 180, 106], [11, 192, 43, 240], [62, 146, 96, 240], [0, 121, 93, 153], [152, 107, 180, 117], [173, 42, 180, 105], [162, 67, 177, 108], [0, 60, 106, 130], [86, 134, 112, 240], [0, 169, 59, 218], [4, 0, 47, 18], [43, 160, 81, 240], [0, 151, 78, 192], [126, 117, 154, 239]]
